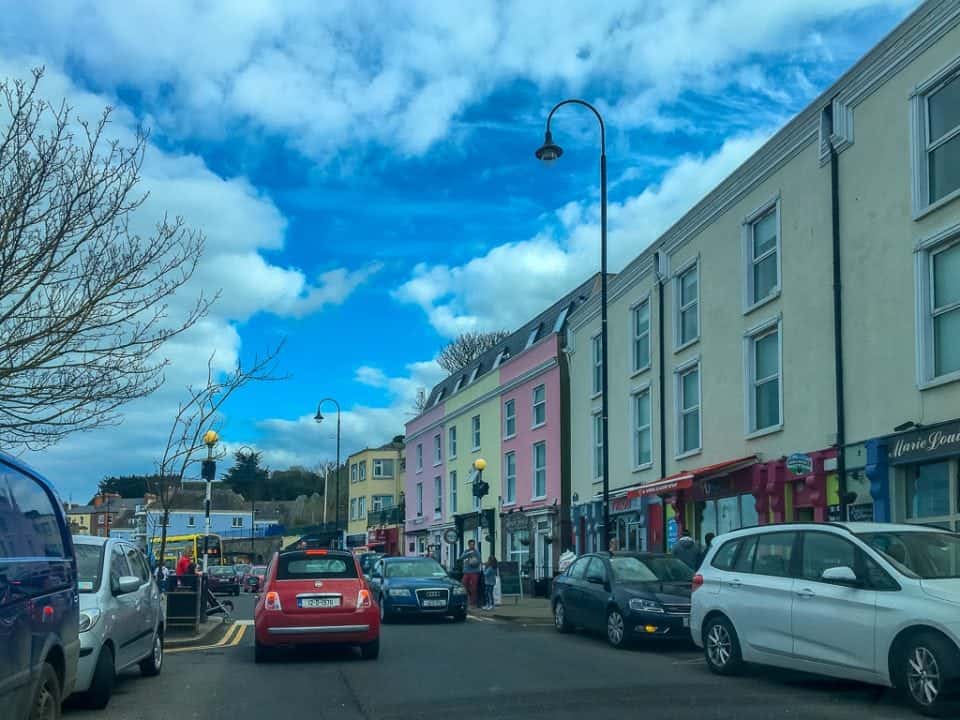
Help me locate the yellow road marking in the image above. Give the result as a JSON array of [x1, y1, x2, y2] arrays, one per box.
[[166, 621, 246, 654], [229, 625, 246, 646]]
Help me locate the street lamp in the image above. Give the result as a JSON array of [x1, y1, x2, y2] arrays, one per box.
[[315, 398, 342, 549], [235, 444, 257, 560], [201, 429, 220, 573], [536, 99, 611, 553]]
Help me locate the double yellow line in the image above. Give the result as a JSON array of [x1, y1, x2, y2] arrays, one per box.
[[166, 621, 247, 654]]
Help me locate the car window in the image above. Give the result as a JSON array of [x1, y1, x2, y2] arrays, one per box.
[[75, 543, 105, 593], [585, 558, 608, 584], [385, 560, 447, 578], [0, 463, 66, 559], [636, 556, 693, 582], [568, 557, 590, 579], [859, 531, 960, 579], [125, 546, 149, 583], [733, 536, 758, 573], [754, 533, 797, 578], [801, 532, 858, 582], [110, 545, 131, 591], [863, 553, 899, 591], [711, 539, 740, 571], [278, 554, 358, 580]]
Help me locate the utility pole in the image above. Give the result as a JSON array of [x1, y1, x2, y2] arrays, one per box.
[[201, 430, 219, 573]]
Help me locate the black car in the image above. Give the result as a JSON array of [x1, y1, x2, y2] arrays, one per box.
[[207, 565, 240, 595], [551, 552, 693, 648], [367, 557, 468, 622]]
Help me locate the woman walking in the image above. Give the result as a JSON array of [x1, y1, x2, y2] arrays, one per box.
[[482, 555, 498, 610]]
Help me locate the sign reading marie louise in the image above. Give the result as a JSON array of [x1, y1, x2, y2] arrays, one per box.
[[889, 421, 960, 465]]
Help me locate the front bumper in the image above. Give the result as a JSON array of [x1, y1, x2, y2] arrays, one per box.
[[626, 610, 691, 639], [384, 594, 468, 616], [256, 609, 380, 647], [73, 634, 102, 693]]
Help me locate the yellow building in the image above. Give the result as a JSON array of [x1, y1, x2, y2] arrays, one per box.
[[346, 441, 405, 554]]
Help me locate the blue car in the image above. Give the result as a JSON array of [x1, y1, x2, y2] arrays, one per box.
[[0, 451, 79, 720], [368, 557, 467, 623]]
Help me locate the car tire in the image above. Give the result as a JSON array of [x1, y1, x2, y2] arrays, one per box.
[[703, 616, 744, 676], [554, 600, 572, 634], [140, 628, 164, 677], [29, 661, 61, 720], [606, 608, 629, 649], [360, 638, 380, 660], [895, 632, 960, 717], [254, 639, 273, 664], [81, 644, 115, 709]]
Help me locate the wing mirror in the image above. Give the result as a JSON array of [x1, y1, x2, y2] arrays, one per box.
[[116, 576, 141, 595], [821, 566, 859, 584]]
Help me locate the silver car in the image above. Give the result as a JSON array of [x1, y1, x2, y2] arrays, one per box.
[[71, 536, 164, 709]]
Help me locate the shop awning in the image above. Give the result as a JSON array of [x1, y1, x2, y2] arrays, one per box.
[[636, 455, 758, 497]]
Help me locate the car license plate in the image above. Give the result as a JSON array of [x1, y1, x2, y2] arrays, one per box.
[[682, 616, 690, 628], [299, 597, 339, 609], [422, 599, 446, 608]]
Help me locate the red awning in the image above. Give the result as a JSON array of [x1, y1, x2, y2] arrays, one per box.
[[636, 455, 758, 497]]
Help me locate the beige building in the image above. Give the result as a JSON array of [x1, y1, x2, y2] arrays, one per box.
[[346, 441, 405, 554], [568, 0, 960, 553]]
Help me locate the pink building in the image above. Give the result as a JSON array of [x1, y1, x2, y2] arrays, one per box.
[[404, 401, 445, 557]]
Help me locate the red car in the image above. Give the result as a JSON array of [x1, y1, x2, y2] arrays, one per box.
[[254, 548, 380, 662]]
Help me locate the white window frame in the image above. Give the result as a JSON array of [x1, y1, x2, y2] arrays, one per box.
[[743, 315, 784, 438], [350, 463, 358, 483], [531, 384, 546, 428], [350, 498, 358, 521], [359, 496, 366, 518], [232, 516, 243, 528], [631, 296, 651, 375], [910, 56, 960, 218], [742, 197, 782, 312], [504, 399, 516, 439], [469, 366, 480, 384], [471, 415, 481, 451], [433, 434, 442, 466], [592, 411, 603, 481], [532, 441, 547, 500], [673, 257, 700, 351], [453, 376, 463, 393], [525, 324, 540, 349], [915, 223, 960, 388], [591, 333, 602, 396], [674, 356, 702, 459], [372, 495, 393, 513], [504, 451, 517, 506], [416, 482, 423, 517], [632, 384, 653, 471], [447, 426, 457, 459], [416, 444, 423, 472], [186, 515, 195, 528], [449, 470, 457, 514], [434, 476, 442, 518], [373, 459, 393, 478], [358, 461, 366, 482]]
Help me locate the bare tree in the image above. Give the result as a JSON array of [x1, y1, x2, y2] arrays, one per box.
[[0, 69, 212, 450], [436, 331, 509, 373], [151, 346, 283, 568]]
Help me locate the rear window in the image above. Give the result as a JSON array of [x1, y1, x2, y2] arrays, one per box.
[[210, 566, 235, 576], [711, 539, 741, 571], [277, 554, 357, 580]]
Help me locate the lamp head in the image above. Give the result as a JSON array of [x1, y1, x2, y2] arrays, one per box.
[[314, 410, 324, 424], [203, 429, 219, 448], [473, 458, 487, 472], [535, 130, 563, 163]]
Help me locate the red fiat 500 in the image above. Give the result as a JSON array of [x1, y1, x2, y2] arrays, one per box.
[[254, 549, 380, 662]]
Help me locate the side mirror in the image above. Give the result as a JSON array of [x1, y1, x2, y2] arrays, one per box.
[[116, 576, 141, 595], [821, 566, 859, 584]]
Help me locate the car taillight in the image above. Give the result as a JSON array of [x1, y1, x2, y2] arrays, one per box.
[[357, 588, 372, 609], [692, 573, 704, 591], [264, 591, 282, 611]]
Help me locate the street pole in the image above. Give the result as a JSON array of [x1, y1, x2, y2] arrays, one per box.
[[201, 429, 219, 573], [536, 99, 611, 553], [314, 398, 342, 549]]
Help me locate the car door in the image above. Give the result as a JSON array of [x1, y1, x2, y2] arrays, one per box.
[[561, 557, 591, 625], [108, 545, 139, 670], [723, 531, 798, 662], [581, 558, 612, 632], [124, 545, 157, 661], [790, 532, 878, 674]]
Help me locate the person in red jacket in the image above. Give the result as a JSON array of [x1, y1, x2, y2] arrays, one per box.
[[176, 549, 195, 576]]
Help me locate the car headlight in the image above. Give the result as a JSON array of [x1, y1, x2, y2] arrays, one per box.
[[628, 598, 664, 613], [388, 588, 411, 597], [79, 608, 102, 633], [452, 585, 467, 596]]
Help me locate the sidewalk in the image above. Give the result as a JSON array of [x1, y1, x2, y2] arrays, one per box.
[[472, 596, 553, 623], [164, 615, 227, 648]]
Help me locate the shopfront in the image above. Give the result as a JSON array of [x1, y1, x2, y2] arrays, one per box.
[[570, 499, 603, 555], [608, 489, 648, 552], [867, 419, 960, 529]]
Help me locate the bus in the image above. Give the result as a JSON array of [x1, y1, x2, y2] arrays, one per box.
[[151, 533, 223, 570]]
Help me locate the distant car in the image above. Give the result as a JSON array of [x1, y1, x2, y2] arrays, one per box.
[[70, 536, 163, 709], [552, 552, 693, 648], [207, 566, 240, 596], [367, 557, 468, 623], [0, 451, 79, 720], [254, 549, 380, 662], [357, 552, 383, 577], [233, 563, 252, 584], [245, 565, 267, 593]]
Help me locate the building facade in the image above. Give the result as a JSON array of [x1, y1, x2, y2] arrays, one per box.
[[345, 442, 405, 554]]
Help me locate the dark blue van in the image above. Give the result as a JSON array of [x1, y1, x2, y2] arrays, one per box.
[[0, 452, 79, 720]]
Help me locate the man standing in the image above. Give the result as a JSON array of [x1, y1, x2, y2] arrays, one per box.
[[176, 549, 194, 576], [672, 529, 701, 570], [459, 539, 482, 608]]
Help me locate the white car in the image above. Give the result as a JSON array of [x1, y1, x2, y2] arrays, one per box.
[[71, 536, 164, 708], [691, 522, 960, 717]]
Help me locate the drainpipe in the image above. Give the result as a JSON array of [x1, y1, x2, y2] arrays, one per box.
[[656, 251, 668, 551], [828, 103, 848, 521]]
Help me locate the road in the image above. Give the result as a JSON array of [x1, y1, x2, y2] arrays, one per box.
[[74, 594, 914, 720]]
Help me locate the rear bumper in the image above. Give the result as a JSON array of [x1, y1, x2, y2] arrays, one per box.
[[256, 611, 379, 646]]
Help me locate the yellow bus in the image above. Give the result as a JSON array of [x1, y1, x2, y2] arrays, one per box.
[[151, 533, 223, 569]]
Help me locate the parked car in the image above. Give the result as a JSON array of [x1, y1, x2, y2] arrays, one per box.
[[367, 557, 468, 623], [551, 552, 693, 648], [0, 451, 79, 720], [357, 552, 382, 578], [245, 565, 267, 593], [253, 549, 380, 662], [69, 536, 163, 709], [691, 522, 960, 716], [207, 565, 240, 595]]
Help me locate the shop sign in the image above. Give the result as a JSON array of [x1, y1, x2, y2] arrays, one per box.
[[827, 504, 842, 522], [443, 528, 459, 544], [666, 518, 679, 551], [609, 496, 632, 513], [889, 421, 960, 465], [787, 453, 813, 476], [504, 512, 529, 532], [848, 503, 874, 522]]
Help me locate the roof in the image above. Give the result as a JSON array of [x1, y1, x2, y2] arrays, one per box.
[[422, 274, 605, 409], [65, 505, 97, 514]]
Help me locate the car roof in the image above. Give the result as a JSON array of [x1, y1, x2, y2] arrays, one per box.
[[72, 535, 113, 547], [279, 549, 354, 559], [0, 450, 64, 505], [714, 521, 953, 542], [383, 556, 432, 562]]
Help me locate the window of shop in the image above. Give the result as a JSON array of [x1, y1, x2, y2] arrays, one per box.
[[743, 202, 780, 309], [532, 441, 547, 499], [448, 426, 457, 459], [633, 388, 652, 468], [903, 460, 959, 529], [674, 259, 699, 349], [698, 493, 758, 546], [632, 299, 650, 373], [532, 385, 546, 428], [504, 452, 516, 505], [508, 530, 530, 581], [746, 320, 782, 435], [911, 61, 960, 212], [616, 517, 645, 552], [592, 412, 603, 479], [504, 399, 516, 438], [676, 361, 701, 456]]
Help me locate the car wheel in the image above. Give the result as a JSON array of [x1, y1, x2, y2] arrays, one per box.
[[360, 638, 380, 660], [254, 639, 272, 664], [139, 628, 164, 676], [29, 662, 61, 720], [554, 600, 572, 634], [81, 644, 115, 709], [703, 616, 744, 676], [896, 632, 960, 717], [606, 608, 629, 649], [379, 596, 392, 624]]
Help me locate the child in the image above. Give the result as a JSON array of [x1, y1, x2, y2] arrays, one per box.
[[482, 555, 498, 610]]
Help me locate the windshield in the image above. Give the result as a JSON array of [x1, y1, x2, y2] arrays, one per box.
[[385, 560, 447, 579], [234, 564, 251, 574], [209, 566, 235, 576], [252, 566, 267, 576], [610, 556, 694, 582], [75, 543, 105, 593], [859, 531, 960, 579]]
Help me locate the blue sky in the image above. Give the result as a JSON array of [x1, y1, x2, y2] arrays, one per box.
[[0, 0, 916, 501]]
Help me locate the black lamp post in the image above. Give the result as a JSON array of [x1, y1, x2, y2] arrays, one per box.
[[536, 99, 611, 553], [314, 398, 342, 548]]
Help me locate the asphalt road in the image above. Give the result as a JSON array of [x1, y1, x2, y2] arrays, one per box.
[[66, 593, 918, 720]]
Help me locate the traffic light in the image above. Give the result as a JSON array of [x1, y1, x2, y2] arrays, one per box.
[[201, 460, 216, 481], [472, 480, 490, 498]]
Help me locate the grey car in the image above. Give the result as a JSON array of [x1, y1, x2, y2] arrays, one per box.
[[70, 537, 164, 709]]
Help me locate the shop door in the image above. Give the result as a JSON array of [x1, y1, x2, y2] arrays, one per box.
[[534, 521, 552, 580]]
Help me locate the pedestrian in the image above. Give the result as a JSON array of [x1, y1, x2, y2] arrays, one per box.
[[672, 528, 701, 570], [482, 555, 498, 610], [459, 539, 483, 608], [699, 533, 716, 567], [175, 549, 193, 576], [608, 537, 619, 553]]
